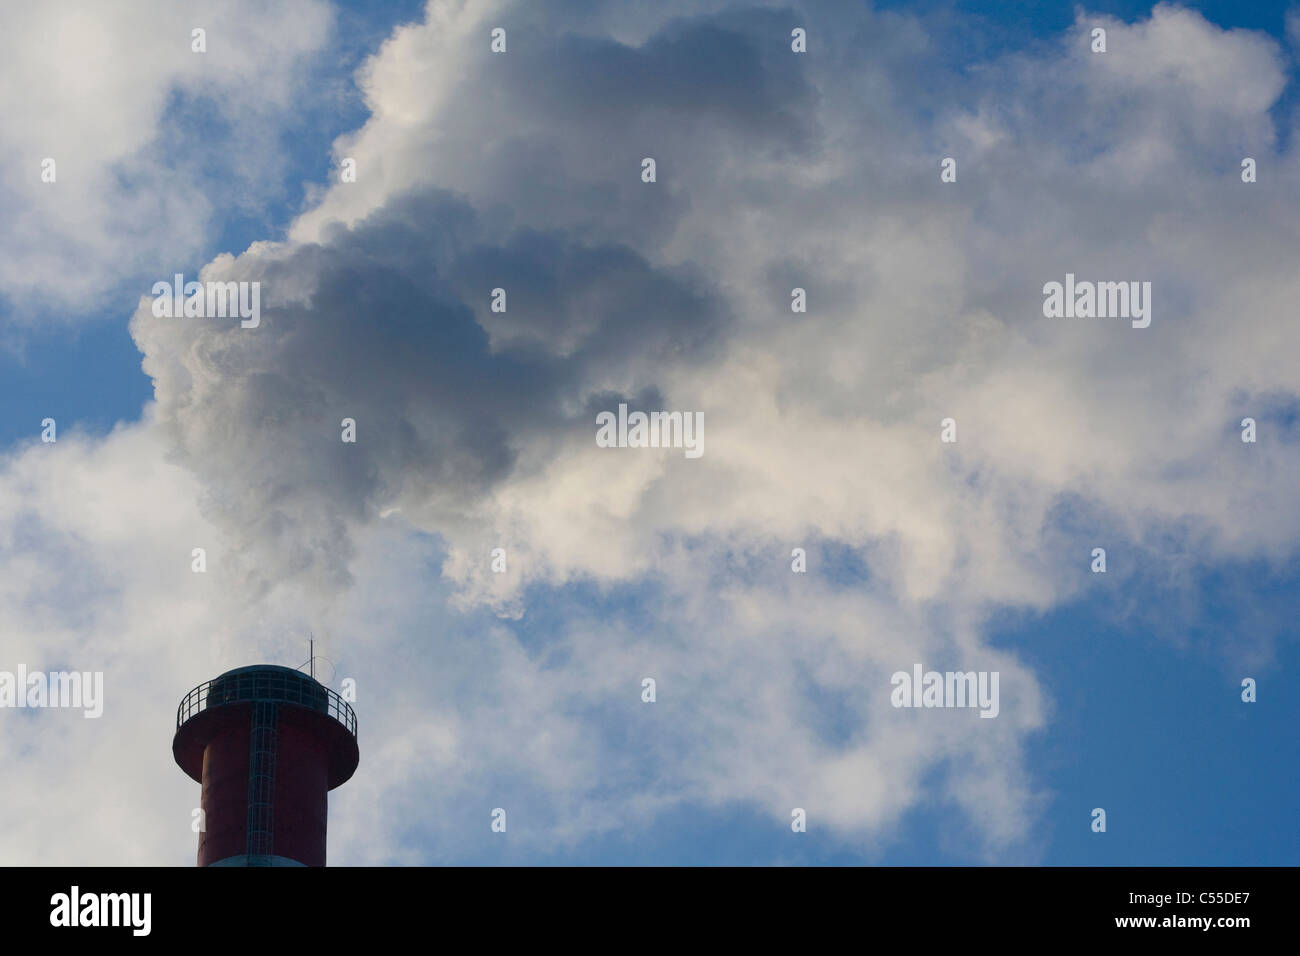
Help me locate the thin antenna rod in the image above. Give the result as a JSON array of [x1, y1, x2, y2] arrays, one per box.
[[310, 634, 314, 680]]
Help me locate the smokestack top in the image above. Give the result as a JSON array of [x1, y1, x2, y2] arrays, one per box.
[[173, 663, 358, 789]]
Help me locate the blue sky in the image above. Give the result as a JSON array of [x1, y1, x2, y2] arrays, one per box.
[[0, 0, 1297, 866]]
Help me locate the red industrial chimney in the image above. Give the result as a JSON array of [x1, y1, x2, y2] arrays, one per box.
[[173, 664, 359, 867]]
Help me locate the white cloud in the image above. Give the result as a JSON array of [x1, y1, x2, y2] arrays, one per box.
[[0, 0, 333, 323]]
